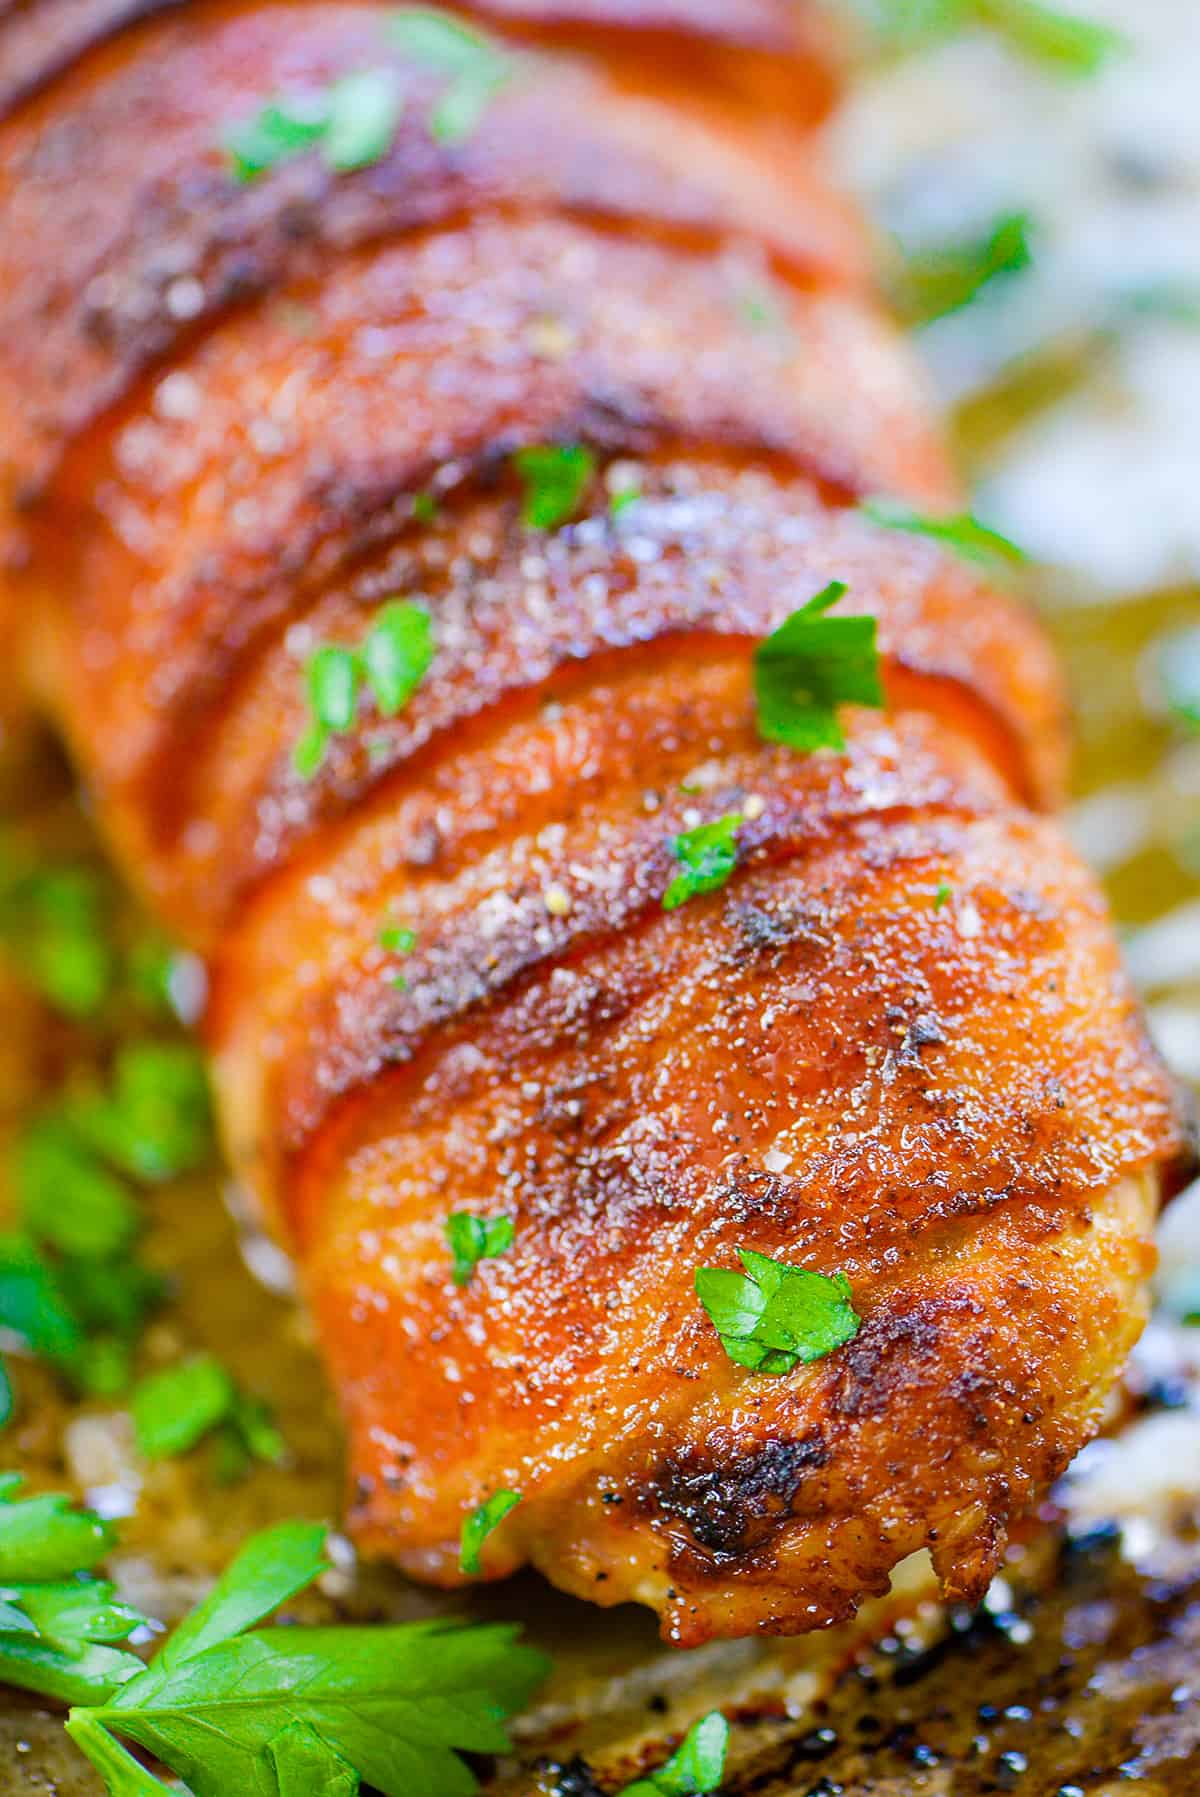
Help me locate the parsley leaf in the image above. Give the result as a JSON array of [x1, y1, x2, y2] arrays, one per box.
[[13, 1124, 138, 1262], [0, 1480, 148, 1705], [0, 1234, 86, 1376], [227, 70, 402, 183], [933, 880, 954, 910], [323, 69, 405, 172], [513, 444, 596, 530], [0, 863, 113, 1017], [67, 1042, 213, 1183], [695, 1249, 861, 1375], [294, 602, 433, 777], [361, 600, 434, 715], [445, 1212, 515, 1286], [268, 1720, 359, 1795], [754, 581, 883, 753], [158, 1520, 329, 1669], [860, 496, 1026, 569], [619, 1711, 730, 1797], [0, 1505, 544, 1792], [896, 211, 1033, 327], [663, 815, 742, 912], [459, 1490, 521, 1576], [379, 924, 417, 955], [389, 8, 513, 144], [0, 1485, 114, 1583], [132, 1355, 284, 1476]]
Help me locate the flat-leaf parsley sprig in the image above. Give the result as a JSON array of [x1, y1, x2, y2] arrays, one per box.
[[696, 1249, 861, 1375], [294, 599, 433, 778]]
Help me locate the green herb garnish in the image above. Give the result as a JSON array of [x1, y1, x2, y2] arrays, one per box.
[[44, 1515, 548, 1795], [388, 8, 513, 144], [379, 924, 417, 955], [933, 880, 954, 910], [3, 1042, 210, 1397], [860, 496, 1026, 568], [513, 445, 596, 530], [459, 1489, 522, 1576], [695, 1249, 860, 1375], [67, 1042, 213, 1183], [897, 211, 1033, 326], [14, 1125, 139, 1262], [754, 581, 883, 753], [619, 1711, 731, 1797], [227, 69, 403, 182], [379, 923, 417, 992], [445, 1212, 515, 1286], [293, 601, 434, 777], [663, 815, 742, 912], [132, 1355, 284, 1478], [0, 1479, 149, 1706], [0, 863, 112, 1017]]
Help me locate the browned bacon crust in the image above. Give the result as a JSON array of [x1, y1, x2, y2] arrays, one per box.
[[0, 0, 1188, 1643]]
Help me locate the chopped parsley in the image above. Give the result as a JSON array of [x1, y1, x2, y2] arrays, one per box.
[[459, 1489, 522, 1576], [619, 1711, 731, 1797], [933, 880, 954, 910], [388, 8, 513, 144], [695, 1249, 861, 1375], [610, 486, 642, 519], [379, 923, 417, 956], [445, 1211, 515, 1286], [293, 601, 433, 778], [0, 861, 112, 1017], [67, 1042, 213, 1184], [897, 211, 1033, 327], [663, 815, 742, 912], [754, 581, 883, 753], [132, 1354, 284, 1480], [379, 923, 416, 991], [2, 1042, 211, 1401], [227, 69, 403, 182], [513, 444, 596, 530], [860, 496, 1026, 569], [0, 1042, 211, 1401], [411, 490, 438, 523]]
